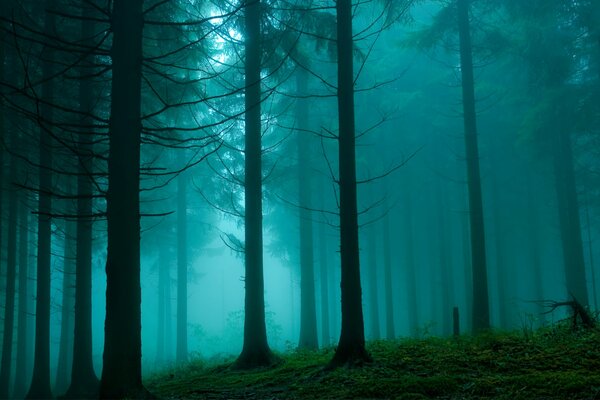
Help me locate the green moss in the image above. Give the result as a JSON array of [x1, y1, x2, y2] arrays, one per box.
[[146, 327, 600, 399]]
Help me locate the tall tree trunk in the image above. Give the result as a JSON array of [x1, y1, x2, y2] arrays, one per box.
[[457, 0, 490, 332], [552, 121, 589, 306], [235, 0, 274, 369], [367, 228, 380, 340], [157, 246, 166, 363], [0, 116, 19, 399], [491, 181, 508, 328], [64, 4, 99, 396], [56, 219, 76, 393], [176, 173, 188, 363], [318, 215, 330, 347], [329, 0, 370, 367], [436, 182, 453, 336], [297, 69, 318, 351], [382, 209, 395, 340], [404, 193, 418, 335], [99, 0, 148, 397], [26, 1, 55, 397], [13, 195, 29, 398], [526, 175, 546, 321]]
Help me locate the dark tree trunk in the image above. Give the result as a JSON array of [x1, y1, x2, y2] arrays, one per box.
[[297, 69, 318, 351], [367, 228, 380, 340], [14, 195, 30, 398], [99, 0, 148, 397], [26, 1, 55, 397], [329, 0, 370, 367], [0, 116, 18, 399], [235, 0, 274, 369], [552, 123, 589, 306], [457, 0, 490, 333], [382, 210, 395, 340], [55, 219, 76, 393], [176, 173, 188, 363], [64, 5, 100, 396]]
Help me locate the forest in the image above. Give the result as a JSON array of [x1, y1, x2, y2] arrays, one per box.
[[0, 0, 599, 399]]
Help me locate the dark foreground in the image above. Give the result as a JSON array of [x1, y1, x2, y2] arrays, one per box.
[[146, 326, 600, 399]]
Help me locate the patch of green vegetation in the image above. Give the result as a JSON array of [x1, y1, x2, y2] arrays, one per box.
[[146, 325, 600, 399]]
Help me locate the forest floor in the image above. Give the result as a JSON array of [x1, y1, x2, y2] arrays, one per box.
[[146, 325, 600, 399]]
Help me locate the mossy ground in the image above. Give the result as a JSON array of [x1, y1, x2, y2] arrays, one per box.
[[146, 326, 600, 399]]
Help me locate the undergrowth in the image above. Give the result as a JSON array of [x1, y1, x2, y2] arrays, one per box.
[[146, 324, 600, 399]]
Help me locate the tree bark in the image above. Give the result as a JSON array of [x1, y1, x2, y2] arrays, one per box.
[[235, 0, 274, 369], [457, 0, 490, 332], [329, 0, 370, 367], [99, 0, 148, 397], [26, 1, 56, 397]]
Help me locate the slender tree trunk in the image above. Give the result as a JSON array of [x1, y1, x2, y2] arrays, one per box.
[[56, 218, 76, 393], [235, 0, 274, 369], [583, 186, 598, 311], [457, 0, 490, 332], [318, 216, 330, 347], [436, 182, 453, 336], [491, 181, 508, 328], [64, 5, 99, 396], [525, 175, 546, 321], [329, 0, 370, 367], [13, 195, 29, 398], [367, 228, 380, 340], [165, 254, 173, 361], [552, 122, 589, 306], [404, 193, 418, 335], [99, 0, 148, 397], [0, 118, 19, 399], [26, 1, 55, 397], [382, 209, 395, 340], [176, 173, 188, 363], [157, 247, 166, 363], [297, 69, 318, 351]]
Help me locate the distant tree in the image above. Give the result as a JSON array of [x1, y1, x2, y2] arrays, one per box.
[[382, 198, 395, 339], [56, 216, 76, 393], [176, 172, 188, 363], [296, 68, 318, 351], [456, 0, 490, 332], [504, 0, 591, 307]]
